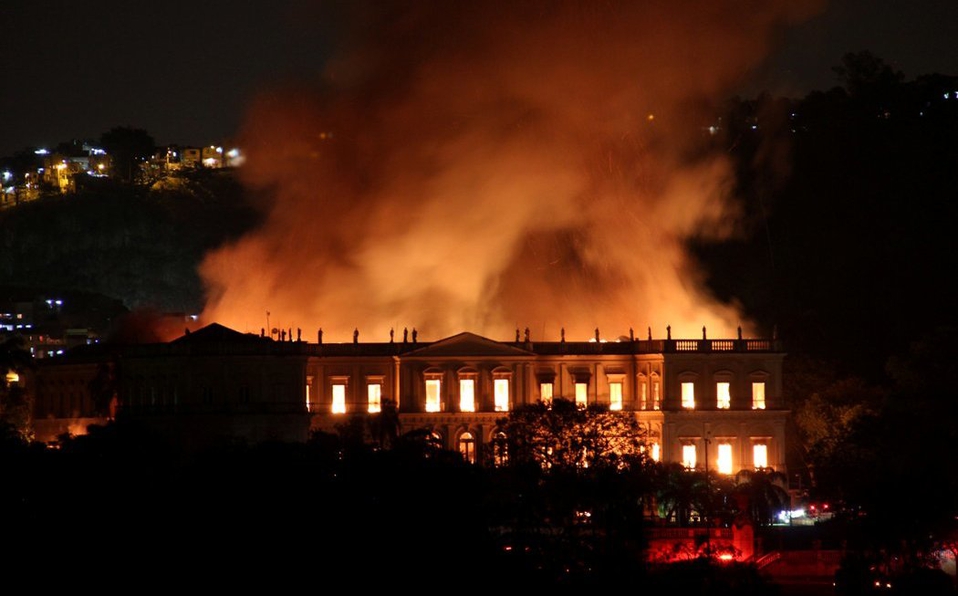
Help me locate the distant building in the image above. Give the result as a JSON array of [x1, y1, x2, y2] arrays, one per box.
[[39, 145, 109, 192], [180, 147, 202, 169]]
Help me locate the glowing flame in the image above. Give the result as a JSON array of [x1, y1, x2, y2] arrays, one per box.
[[199, 0, 824, 341]]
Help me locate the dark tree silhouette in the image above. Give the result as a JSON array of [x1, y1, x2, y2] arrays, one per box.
[[733, 467, 791, 527], [99, 126, 155, 183], [0, 335, 34, 440], [832, 50, 905, 96]]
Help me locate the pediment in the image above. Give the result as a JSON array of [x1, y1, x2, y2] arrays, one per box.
[[405, 332, 534, 358], [171, 322, 267, 344]]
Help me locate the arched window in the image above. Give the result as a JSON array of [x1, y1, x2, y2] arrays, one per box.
[[650, 372, 661, 410], [492, 431, 509, 467], [425, 431, 444, 456], [636, 372, 648, 410], [458, 431, 476, 464]]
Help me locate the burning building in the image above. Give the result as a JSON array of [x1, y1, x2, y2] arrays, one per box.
[[30, 321, 787, 480]]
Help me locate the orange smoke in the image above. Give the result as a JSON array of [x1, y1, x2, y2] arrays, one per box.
[[199, 0, 824, 342]]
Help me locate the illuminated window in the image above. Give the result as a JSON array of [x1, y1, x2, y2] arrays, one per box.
[[609, 381, 623, 411], [639, 382, 648, 410], [459, 378, 476, 412], [494, 378, 510, 412], [716, 382, 730, 409], [331, 383, 346, 414], [305, 376, 313, 413], [575, 382, 588, 408], [652, 379, 660, 409], [717, 442, 733, 475], [681, 382, 695, 409], [540, 382, 553, 406], [682, 444, 697, 469], [427, 431, 443, 455], [752, 382, 766, 410], [753, 443, 768, 469], [367, 382, 382, 413], [425, 377, 442, 413], [650, 442, 661, 462], [493, 431, 509, 466], [458, 432, 476, 464]]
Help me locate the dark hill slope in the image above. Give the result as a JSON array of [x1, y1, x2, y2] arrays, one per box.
[[0, 170, 258, 313]]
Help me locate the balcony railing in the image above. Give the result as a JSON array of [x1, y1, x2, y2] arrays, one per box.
[[670, 339, 780, 353]]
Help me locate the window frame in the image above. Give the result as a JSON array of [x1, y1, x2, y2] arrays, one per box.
[[458, 373, 477, 413], [717, 440, 734, 475], [424, 371, 443, 413], [607, 372, 624, 411], [330, 376, 348, 414], [366, 375, 384, 413]]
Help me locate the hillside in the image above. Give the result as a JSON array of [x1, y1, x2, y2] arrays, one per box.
[[0, 169, 258, 316]]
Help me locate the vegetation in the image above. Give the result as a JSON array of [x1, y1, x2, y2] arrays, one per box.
[[0, 335, 33, 440]]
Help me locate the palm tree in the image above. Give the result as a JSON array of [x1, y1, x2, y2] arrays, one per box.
[[733, 467, 791, 527], [654, 461, 709, 526]]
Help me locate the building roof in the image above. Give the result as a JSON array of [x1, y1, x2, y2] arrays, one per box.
[[170, 322, 268, 345], [404, 332, 535, 358]]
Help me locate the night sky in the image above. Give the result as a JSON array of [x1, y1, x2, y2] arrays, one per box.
[[2, 0, 957, 159]]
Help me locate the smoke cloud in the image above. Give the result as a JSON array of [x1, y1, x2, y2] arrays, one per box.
[[199, 0, 824, 342]]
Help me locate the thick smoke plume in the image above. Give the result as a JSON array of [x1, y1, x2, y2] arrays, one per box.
[[200, 0, 823, 342]]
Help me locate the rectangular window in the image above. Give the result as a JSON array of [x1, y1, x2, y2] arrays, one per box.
[[752, 382, 766, 410], [459, 378, 476, 412], [609, 381, 623, 411], [575, 382, 588, 408], [367, 382, 382, 413], [717, 442, 733, 475], [716, 382, 731, 409], [494, 378, 509, 412], [331, 383, 346, 414], [305, 380, 312, 413], [652, 381, 660, 410], [640, 383, 648, 410], [651, 442, 660, 462], [540, 382, 554, 406], [682, 444, 697, 469], [681, 382, 695, 409], [753, 443, 768, 469], [425, 378, 441, 413]]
